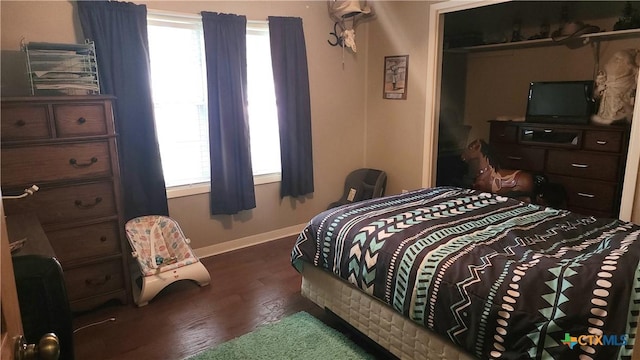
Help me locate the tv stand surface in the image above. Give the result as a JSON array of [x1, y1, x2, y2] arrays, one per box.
[[488, 120, 630, 218]]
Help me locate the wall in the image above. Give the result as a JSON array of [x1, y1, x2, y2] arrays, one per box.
[[0, 1, 370, 253], [442, 1, 637, 143], [461, 35, 640, 224], [365, 1, 433, 194], [441, 1, 640, 224], [463, 36, 640, 142]]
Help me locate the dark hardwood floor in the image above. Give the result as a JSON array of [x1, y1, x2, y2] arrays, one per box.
[[72, 236, 394, 360]]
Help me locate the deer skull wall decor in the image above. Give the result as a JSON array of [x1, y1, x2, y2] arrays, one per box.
[[327, 0, 373, 53]]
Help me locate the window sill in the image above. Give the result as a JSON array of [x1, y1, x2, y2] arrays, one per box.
[[166, 173, 281, 199]]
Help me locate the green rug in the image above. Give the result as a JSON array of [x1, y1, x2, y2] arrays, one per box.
[[186, 311, 375, 360]]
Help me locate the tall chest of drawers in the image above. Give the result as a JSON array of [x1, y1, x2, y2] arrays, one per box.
[[488, 120, 630, 218], [1, 96, 130, 312]]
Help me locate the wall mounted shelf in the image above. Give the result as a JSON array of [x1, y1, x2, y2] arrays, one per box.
[[445, 28, 640, 53]]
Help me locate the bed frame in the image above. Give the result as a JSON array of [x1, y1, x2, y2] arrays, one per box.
[[301, 263, 475, 360]]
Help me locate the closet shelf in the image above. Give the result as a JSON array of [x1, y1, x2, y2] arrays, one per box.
[[445, 28, 640, 53]]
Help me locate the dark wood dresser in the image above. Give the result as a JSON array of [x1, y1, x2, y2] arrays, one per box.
[[1, 95, 130, 312], [488, 120, 630, 218]]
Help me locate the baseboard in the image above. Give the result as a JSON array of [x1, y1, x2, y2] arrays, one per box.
[[194, 223, 307, 259]]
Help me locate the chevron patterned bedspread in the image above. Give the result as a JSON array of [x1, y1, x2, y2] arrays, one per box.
[[291, 187, 640, 359]]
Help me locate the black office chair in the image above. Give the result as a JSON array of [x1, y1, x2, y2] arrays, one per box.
[[328, 168, 387, 209]]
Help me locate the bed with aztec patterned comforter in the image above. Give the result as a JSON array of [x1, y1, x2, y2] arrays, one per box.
[[291, 186, 640, 360]]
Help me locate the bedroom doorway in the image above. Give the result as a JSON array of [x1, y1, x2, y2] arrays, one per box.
[[423, 0, 640, 222]]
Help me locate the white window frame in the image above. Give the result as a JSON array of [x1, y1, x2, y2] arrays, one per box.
[[147, 11, 281, 199]]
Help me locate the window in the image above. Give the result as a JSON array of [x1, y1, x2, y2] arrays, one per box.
[[147, 12, 280, 195], [246, 23, 281, 177]]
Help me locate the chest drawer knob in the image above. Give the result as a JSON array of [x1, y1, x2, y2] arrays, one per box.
[[77, 117, 87, 124], [100, 235, 107, 242], [69, 157, 98, 168], [14, 119, 26, 127], [578, 192, 595, 198], [571, 163, 589, 169], [74, 197, 102, 209], [596, 140, 608, 145]]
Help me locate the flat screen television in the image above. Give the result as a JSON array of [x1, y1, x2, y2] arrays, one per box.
[[525, 81, 595, 124]]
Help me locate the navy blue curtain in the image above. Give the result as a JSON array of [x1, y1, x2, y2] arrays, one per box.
[[78, 1, 169, 221], [201, 12, 256, 215], [268, 17, 314, 198]]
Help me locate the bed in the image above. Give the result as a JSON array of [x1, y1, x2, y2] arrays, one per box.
[[291, 186, 640, 359]]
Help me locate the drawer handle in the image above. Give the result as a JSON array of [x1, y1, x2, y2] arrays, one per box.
[[77, 117, 87, 124], [85, 275, 111, 287], [507, 156, 523, 160], [596, 140, 608, 145], [74, 197, 102, 209], [100, 236, 107, 242], [14, 119, 26, 127], [577, 192, 595, 198], [571, 163, 589, 169], [69, 157, 98, 168], [544, 129, 553, 133]]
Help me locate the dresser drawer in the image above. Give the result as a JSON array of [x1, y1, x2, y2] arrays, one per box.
[[3, 181, 117, 225], [545, 150, 619, 182], [519, 126, 581, 147], [491, 143, 545, 172], [53, 104, 109, 137], [64, 259, 125, 302], [489, 122, 518, 143], [1, 104, 51, 140], [1, 141, 113, 187], [583, 130, 623, 153], [547, 175, 616, 213], [47, 221, 122, 265]]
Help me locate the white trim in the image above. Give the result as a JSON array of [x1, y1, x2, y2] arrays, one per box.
[[166, 173, 282, 199], [619, 74, 640, 221], [248, 20, 269, 28], [148, 9, 201, 20], [166, 182, 210, 199], [194, 222, 307, 258], [148, 9, 268, 26], [424, 0, 638, 221], [421, 4, 442, 187], [254, 172, 282, 185]]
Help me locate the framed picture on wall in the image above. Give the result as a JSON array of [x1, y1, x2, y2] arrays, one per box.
[[383, 55, 409, 100]]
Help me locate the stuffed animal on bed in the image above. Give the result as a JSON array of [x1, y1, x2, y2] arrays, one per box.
[[591, 48, 639, 125]]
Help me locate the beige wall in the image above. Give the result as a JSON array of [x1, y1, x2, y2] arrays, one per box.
[[365, 1, 432, 194], [463, 36, 640, 142], [461, 34, 639, 223], [7, 0, 632, 250], [0, 1, 372, 251]]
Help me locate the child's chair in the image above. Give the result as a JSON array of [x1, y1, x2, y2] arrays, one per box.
[[125, 215, 211, 306]]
